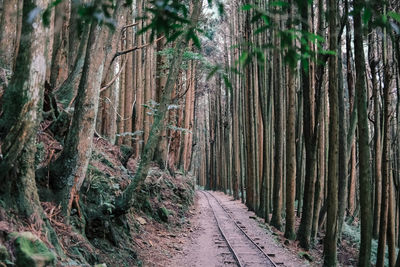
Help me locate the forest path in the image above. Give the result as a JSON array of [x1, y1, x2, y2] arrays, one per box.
[[169, 191, 312, 267]]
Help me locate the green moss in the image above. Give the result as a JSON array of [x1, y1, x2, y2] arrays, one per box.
[[119, 145, 133, 164], [100, 157, 114, 169], [298, 251, 313, 262], [0, 82, 27, 134], [11, 232, 56, 267], [0, 244, 10, 262], [35, 142, 45, 166], [157, 206, 169, 222], [91, 152, 114, 169]]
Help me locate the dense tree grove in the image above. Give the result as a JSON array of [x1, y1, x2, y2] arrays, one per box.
[[0, 0, 200, 260], [196, 0, 400, 266], [1, 0, 400, 266]]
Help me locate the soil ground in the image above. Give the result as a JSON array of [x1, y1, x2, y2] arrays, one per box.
[[149, 191, 317, 267]]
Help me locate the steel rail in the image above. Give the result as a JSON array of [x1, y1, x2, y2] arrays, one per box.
[[202, 190, 278, 267], [200, 190, 244, 267]]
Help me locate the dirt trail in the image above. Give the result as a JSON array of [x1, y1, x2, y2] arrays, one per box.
[[170, 191, 312, 267]]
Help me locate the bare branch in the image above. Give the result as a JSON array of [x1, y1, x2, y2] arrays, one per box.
[[100, 55, 128, 93]]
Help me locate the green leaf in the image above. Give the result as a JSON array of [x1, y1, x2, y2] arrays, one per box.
[[191, 33, 201, 49], [251, 13, 262, 23], [241, 4, 253, 11], [217, 3, 224, 15], [42, 8, 51, 26], [167, 30, 183, 42], [239, 52, 249, 66], [42, 0, 62, 26], [307, 32, 324, 42], [388, 11, 400, 23], [261, 15, 271, 25], [362, 7, 372, 25], [382, 15, 388, 24], [222, 74, 233, 93], [319, 49, 336, 56], [207, 65, 220, 81], [254, 25, 269, 34], [270, 1, 288, 7]]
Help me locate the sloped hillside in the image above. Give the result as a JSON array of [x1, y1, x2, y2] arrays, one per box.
[[0, 134, 195, 266]]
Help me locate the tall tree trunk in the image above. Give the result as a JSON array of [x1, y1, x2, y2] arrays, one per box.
[[271, 30, 283, 230], [337, 44, 348, 240], [49, 0, 70, 89], [124, 9, 134, 146], [377, 14, 392, 266], [353, 0, 373, 265], [311, 0, 325, 242], [285, 63, 296, 239], [297, 1, 316, 250], [369, 29, 382, 240], [154, 38, 168, 167], [0, 0, 62, 253], [51, 2, 125, 216], [284, 0, 296, 240], [51, 17, 107, 216], [324, 0, 339, 264]]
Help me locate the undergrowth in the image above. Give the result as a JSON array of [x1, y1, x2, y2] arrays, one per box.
[[342, 222, 397, 266]]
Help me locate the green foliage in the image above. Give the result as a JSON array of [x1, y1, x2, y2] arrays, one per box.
[[388, 11, 400, 23], [0, 81, 27, 137], [205, 64, 238, 93], [350, 1, 400, 39], [142, 99, 159, 116], [298, 251, 313, 262], [138, 0, 190, 42], [167, 125, 192, 134], [0, 244, 10, 263], [342, 222, 398, 266], [42, 0, 132, 30], [157, 206, 170, 222], [42, 0, 62, 26], [11, 232, 56, 267], [34, 142, 45, 167], [236, 3, 336, 71], [157, 48, 205, 72], [86, 164, 120, 214]]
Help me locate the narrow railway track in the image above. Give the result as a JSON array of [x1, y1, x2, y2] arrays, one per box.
[[200, 190, 278, 267]]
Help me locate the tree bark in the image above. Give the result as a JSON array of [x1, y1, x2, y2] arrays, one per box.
[[271, 30, 283, 230], [51, 1, 125, 216], [297, 1, 316, 250], [353, 0, 373, 265], [324, 0, 339, 264], [114, 0, 202, 214], [0, 0, 62, 254], [0, 0, 19, 69]]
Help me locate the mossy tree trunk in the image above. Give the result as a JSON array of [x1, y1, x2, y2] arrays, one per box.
[[353, 0, 373, 265], [0, 0, 62, 253], [51, 1, 125, 217]]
